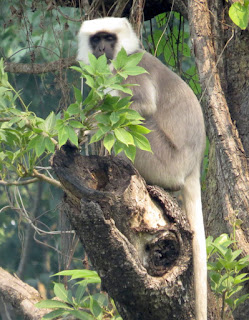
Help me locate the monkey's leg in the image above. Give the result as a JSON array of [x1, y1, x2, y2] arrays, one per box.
[[183, 171, 207, 320]]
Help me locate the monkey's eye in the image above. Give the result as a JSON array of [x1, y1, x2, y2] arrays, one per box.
[[104, 35, 116, 42], [91, 36, 100, 43]]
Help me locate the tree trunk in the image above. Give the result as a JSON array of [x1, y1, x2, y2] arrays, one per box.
[[51, 146, 219, 320], [188, 1, 249, 318]]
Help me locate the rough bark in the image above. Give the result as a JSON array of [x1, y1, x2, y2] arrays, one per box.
[[188, 1, 249, 318], [51, 146, 219, 320], [0, 267, 51, 320]]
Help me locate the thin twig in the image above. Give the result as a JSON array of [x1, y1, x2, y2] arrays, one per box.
[[0, 178, 39, 186], [32, 169, 61, 188], [154, 0, 175, 57], [56, 6, 82, 22]]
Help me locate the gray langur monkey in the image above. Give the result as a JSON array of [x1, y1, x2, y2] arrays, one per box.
[[77, 17, 207, 320]]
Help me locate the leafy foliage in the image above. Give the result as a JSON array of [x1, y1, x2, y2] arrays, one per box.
[[0, 49, 152, 185], [145, 12, 201, 96], [228, 0, 249, 30], [206, 233, 249, 318], [36, 269, 122, 320]]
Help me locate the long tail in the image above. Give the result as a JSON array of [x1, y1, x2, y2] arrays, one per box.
[[183, 171, 207, 320]]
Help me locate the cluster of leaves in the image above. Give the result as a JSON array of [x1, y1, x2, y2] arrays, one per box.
[[228, 0, 249, 30], [0, 49, 151, 184], [206, 233, 249, 319], [36, 269, 122, 320], [71, 49, 151, 161]]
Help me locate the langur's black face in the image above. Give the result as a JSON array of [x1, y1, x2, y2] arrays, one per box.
[[89, 32, 117, 61]]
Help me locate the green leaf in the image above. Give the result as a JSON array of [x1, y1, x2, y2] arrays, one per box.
[[129, 124, 150, 134], [67, 126, 78, 147], [234, 273, 249, 285], [67, 103, 80, 115], [27, 135, 40, 150], [58, 127, 69, 148], [90, 298, 102, 318], [225, 298, 235, 309], [69, 310, 94, 320], [131, 132, 152, 152], [123, 66, 148, 76], [118, 109, 144, 121], [90, 130, 105, 144], [92, 293, 108, 308], [115, 96, 131, 110], [109, 84, 132, 95], [7, 116, 21, 126], [219, 258, 237, 271], [233, 294, 249, 309], [44, 112, 56, 133], [75, 284, 87, 305], [226, 285, 243, 298], [88, 53, 98, 69], [236, 255, 249, 271], [229, 3, 249, 30], [35, 135, 46, 157], [213, 233, 234, 248], [83, 64, 95, 76], [112, 48, 128, 70], [96, 55, 111, 75], [18, 119, 26, 128], [225, 248, 242, 262], [113, 140, 125, 155], [35, 300, 73, 310], [69, 120, 84, 129], [42, 309, 68, 320], [53, 269, 100, 279], [210, 272, 221, 285], [103, 133, 115, 154], [70, 66, 83, 73], [90, 125, 111, 144], [76, 277, 101, 286], [55, 119, 65, 131], [123, 51, 144, 68], [114, 128, 134, 146], [54, 283, 73, 304], [110, 112, 120, 125], [85, 75, 95, 88], [73, 86, 83, 103], [124, 145, 136, 162], [10, 108, 22, 115], [45, 137, 55, 153], [95, 114, 110, 126]]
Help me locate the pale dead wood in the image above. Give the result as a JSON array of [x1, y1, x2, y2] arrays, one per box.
[[0, 267, 51, 320]]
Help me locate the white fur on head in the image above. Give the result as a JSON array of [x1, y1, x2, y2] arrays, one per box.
[[77, 17, 140, 64]]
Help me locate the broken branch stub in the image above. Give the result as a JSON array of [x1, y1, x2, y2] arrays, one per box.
[[52, 146, 195, 319]]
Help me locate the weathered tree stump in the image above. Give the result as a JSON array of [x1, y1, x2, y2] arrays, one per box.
[[52, 146, 217, 320]]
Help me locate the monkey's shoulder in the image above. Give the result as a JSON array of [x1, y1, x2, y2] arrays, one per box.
[[136, 51, 177, 76], [133, 50, 189, 88]]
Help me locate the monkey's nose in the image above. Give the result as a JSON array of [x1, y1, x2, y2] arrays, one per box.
[[99, 45, 105, 52]]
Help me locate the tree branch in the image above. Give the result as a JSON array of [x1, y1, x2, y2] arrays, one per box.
[[0, 267, 51, 320], [4, 57, 76, 74], [0, 178, 39, 186], [32, 169, 62, 188]]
